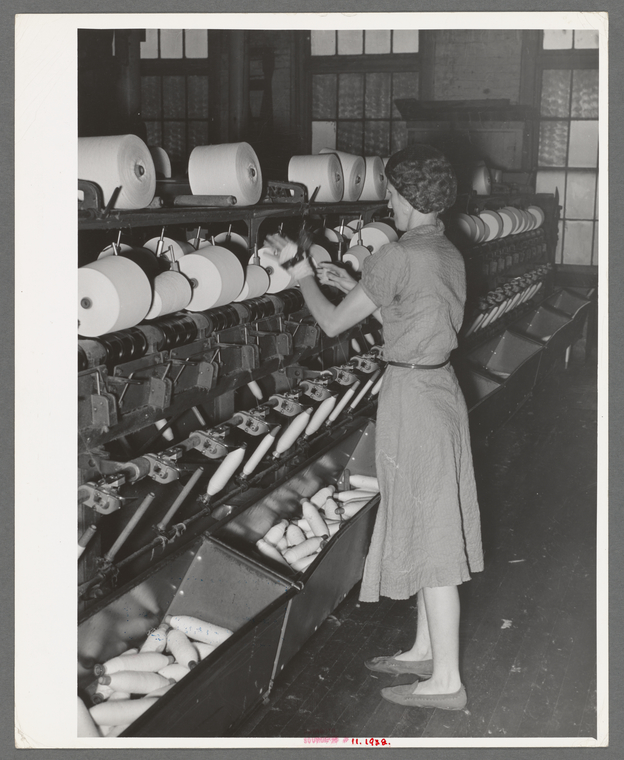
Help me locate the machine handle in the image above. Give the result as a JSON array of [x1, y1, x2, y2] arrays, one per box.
[[155, 466, 205, 534], [77, 524, 97, 558], [105, 492, 157, 562]]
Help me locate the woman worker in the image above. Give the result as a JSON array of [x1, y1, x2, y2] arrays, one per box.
[[266, 144, 483, 711]]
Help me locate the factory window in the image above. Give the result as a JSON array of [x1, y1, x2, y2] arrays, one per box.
[[139, 30, 212, 171], [535, 31, 599, 266], [310, 30, 420, 156]]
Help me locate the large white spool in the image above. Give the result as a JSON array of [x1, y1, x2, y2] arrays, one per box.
[[360, 156, 387, 201], [188, 142, 263, 206], [308, 243, 331, 266], [78, 256, 152, 336], [234, 265, 271, 302], [149, 146, 172, 178], [144, 236, 195, 262], [213, 231, 249, 251], [320, 149, 366, 202], [254, 248, 296, 293], [343, 245, 372, 272], [178, 246, 245, 311], [288, 154, 344, 203], [349, 222, 398, 253], [145, 271, 193, 319], [78, 134, 156, 210], [98, 243, 134, 259]]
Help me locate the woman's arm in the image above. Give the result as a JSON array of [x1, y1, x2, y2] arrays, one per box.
[[316, 263, 383, 324], [265, 232, 381, 336], [298, 275, 379, 337]]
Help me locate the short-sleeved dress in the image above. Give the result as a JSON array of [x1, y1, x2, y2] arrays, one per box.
[[358, 220, 484, 602]]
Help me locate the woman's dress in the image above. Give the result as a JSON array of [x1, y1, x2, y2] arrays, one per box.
[[358, 221, 484, 602]]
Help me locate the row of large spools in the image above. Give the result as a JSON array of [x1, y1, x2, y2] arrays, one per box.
[[77, 219, 399, 338], [78, 134, 389, 211], [455, 205, 545, 245]]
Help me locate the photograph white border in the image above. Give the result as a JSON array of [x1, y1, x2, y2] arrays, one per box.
[[14, 10, 608, 749]]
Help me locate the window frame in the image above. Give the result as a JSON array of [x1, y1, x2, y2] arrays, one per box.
[[308, 30, 427, 156], [533, 32, 599, 266]]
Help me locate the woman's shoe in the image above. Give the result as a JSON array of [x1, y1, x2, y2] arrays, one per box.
[[364, 652, 434, 676], [380, 683, 467, 710]]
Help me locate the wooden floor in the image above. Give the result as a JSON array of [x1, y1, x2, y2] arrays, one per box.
[[235, 344, 598, 740]]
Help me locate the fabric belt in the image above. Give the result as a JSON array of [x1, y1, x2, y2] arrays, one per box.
[[387, 358, 450, 370]]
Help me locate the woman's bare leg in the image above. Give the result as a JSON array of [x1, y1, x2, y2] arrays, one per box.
[[410, 585, 462, 694], [394, 590, 433, 661]]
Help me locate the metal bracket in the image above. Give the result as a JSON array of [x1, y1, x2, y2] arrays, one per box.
[[78, 179, 104, 211], [78, 369, 118, 432], [215, 343, 259, 375], [189, 430, 230, 459], [299, 379, 333, 402], [266, 393, 304, 417], [327, 366, 359, 386], [142, 453, 181, 484], [283, 320, 320, 350], [78, 482, 123, 515], [350, 355, 381, 374], [246, 329, 294, 361], [231, 409, 271, 436]]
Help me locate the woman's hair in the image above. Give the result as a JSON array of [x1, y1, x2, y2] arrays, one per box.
[[385, 144, 457, 214]]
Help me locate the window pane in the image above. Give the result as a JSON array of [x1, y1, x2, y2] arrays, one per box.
[[574, 30, 599, 49], [568, 121, 598, 167], [312, 74, 337, 119], [538, 121, 569, 166], [543, 30, 573, 49], [338, 73, 364, 118], [311, 30, 335, 56], [392, 71, 419, 118], [185, 30, 208, 58], [163, 121, 186, 162], [540, 70, 571, 117], [365, 73, 391, 118], [571, 69, 599, 118], [565, 170, 597, 218], [337, 121, 363, 153], [365, 30, 391, 54], [592, 222, 598, 264], [141, 76, 161, 119], [187, 75, 209, 119], [187, 121, 209, 153], [160, 29, 183, 59], [562, 220, 593, 264], [144, 121, 162, 147], [393, 30, 419, 53], [536, 169, 566, 201], [311, 121, 337, 153], [391, 121, 407, 153], [163, 76, 186, 118], [141, 29, 159, 59], [338, 30, 363, 55], [364, 121, 390, 156]]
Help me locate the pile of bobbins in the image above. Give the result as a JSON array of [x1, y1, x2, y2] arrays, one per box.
[[256, 474, 380, 573], [79, 613, 233, 737]]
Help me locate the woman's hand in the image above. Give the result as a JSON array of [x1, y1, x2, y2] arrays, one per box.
[[264, 233, 314, 281], [316, 262, 358, 294]]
